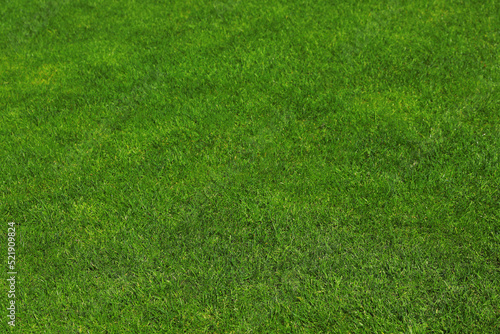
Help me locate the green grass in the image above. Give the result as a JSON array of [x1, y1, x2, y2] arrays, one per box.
[[1, 0, 499, 332]]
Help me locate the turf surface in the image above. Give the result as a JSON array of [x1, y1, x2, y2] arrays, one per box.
[[1, 0, 499, 332]]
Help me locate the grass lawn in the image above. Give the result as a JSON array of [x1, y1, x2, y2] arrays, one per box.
[[1, 0, 499, 332]]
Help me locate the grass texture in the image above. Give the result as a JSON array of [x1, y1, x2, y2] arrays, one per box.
[[1, 0, 499, 332]]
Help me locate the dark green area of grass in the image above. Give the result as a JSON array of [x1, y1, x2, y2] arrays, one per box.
[[1, 0, 499, 332]]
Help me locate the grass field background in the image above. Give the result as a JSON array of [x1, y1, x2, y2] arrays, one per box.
[[1, 0, 499, 332]]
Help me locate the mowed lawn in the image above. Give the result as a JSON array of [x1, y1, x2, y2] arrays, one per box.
[[1, 0, 499, 332]]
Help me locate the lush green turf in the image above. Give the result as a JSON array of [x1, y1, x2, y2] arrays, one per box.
[[1, 0, 499, 332]]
